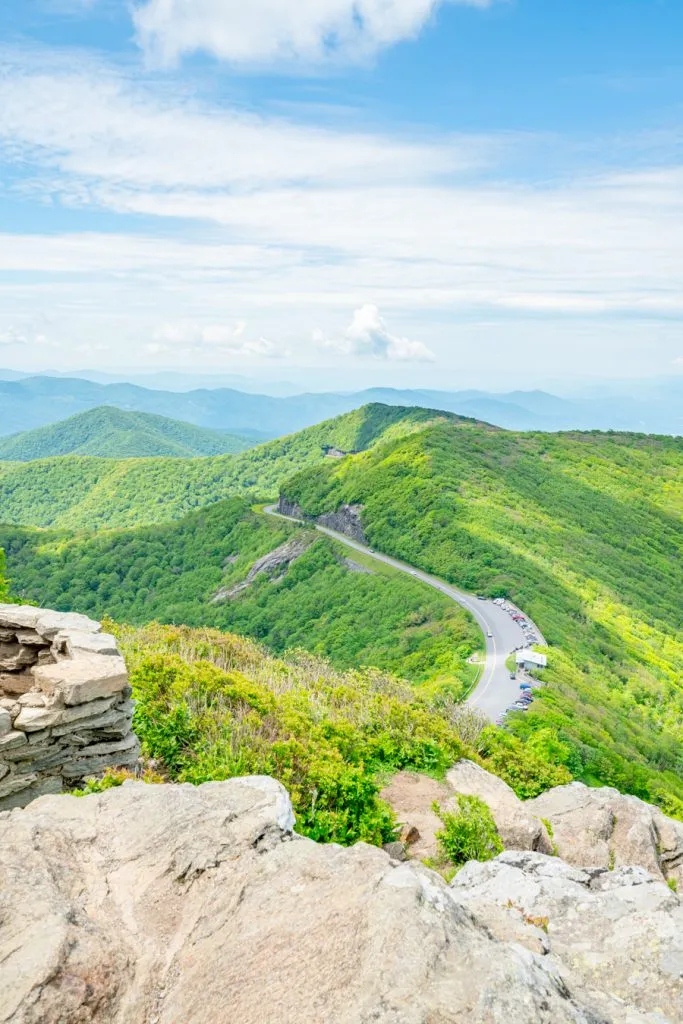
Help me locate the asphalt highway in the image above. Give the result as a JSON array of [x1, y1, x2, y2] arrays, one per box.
[[263, 505, 542, 721]]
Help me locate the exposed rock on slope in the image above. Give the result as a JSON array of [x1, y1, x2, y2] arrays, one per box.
[[446, 759, 552, 853], [382, 761, 552, 863], [0, 777, 631, 1024], [211, 536, 312, 602], [384, 764, 683, 890], [527, 781, 683, 888], [452, 850, 683, 1023]]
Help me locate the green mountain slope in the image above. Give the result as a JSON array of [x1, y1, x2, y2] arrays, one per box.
[[280, 420, 683, 815], [0, 496, 480, 692], [0, 405, 454, 529], [0, 406, 255, 460]]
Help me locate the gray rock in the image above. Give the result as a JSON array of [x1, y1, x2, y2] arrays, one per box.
[[0, 642, 38, 672], [0, 604, 41, 630], [31, 653, 128, 706], [54, 629, 120, 657], [0, 707, 11, 737], [451, 849, 683, 1022], [317, 503, 367, 543], [212, 536, 313, 603], [447, 758, 553, 853], [0, 730, 27, 751], [527, 782, 683, 889], [34, 609, 102, 639], [0, 773, 62, 811], [0, 777, 611, 1024]]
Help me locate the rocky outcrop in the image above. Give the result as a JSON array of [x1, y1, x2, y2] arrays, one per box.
[[527, 781, 683, 889], [0, 604, 138, 810], [276, 495, 304, 519], [384, 765, 683, 891], [316, 503, 367, 543], [211, 537, 313, 602], [452, 850, 683, 1023], [382, 761, 553, 862], [0, 775, 650, 1024]]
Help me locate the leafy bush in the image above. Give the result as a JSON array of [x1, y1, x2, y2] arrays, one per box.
[[433, 796, 503, 867]]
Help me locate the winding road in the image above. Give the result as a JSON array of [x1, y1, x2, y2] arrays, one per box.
[[263, 505, 543, 722]]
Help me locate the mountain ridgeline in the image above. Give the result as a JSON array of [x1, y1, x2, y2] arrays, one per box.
[[0, 404, 453, 529], [0, 406, 256, 460], [1, 372, 681, 437]]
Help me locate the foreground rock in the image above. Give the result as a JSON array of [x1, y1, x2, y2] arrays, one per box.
[[0, 604, 138, 810], [452, 850, 683, 1023], [527, 782, 683, 889], [1, 777, 629, 1024]]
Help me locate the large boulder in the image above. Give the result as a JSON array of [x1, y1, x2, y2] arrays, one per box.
[[447, 759, 553, 853], [451, 849, 683, 1023], [527, 782, 683, 889], [1, 777, 618, 1024]]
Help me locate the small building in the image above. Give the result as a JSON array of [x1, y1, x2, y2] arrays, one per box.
[[516, 649, 548, 670]]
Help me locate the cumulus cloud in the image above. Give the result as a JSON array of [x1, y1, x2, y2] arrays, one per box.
[[317, 305, 436, 361], [133, 0, 493, 67], [147, 321, 287, 358]]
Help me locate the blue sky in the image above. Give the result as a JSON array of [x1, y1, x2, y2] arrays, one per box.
[[0, 0, 681, 389]]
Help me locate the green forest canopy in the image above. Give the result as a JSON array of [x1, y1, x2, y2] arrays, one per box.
[[0, 404, 453, 529], [0, 406, 257, 460], [0, 497, 481, 694]]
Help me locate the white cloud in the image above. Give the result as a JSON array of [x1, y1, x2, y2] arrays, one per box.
[[317, 305, 436, 361], [148, 321, 288, 358], [0, 322, 56, 348], [133, 0, 493, 67]]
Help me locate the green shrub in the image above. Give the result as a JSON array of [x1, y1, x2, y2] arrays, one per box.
[[433, 795, 503, 868]]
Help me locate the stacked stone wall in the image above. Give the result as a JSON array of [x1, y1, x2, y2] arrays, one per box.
[[0, 604, 139, 810]]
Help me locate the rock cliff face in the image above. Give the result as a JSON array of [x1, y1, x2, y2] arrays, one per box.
[[277, 494, 367, 543], [316, 503, 367, 543], [6, 776, 682, 1024], [0, 604, 138, 810]]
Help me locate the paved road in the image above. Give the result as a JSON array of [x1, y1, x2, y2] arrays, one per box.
[[263, 505, 539, 722]]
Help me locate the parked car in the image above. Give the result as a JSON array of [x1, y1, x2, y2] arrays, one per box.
[[509, 672, 516, 680], [519, 683, 532, 690]]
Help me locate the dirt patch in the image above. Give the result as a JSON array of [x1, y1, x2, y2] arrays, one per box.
[[380, 771, 457, 862]]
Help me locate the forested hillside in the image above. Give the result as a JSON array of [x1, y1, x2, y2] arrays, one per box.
[[0, 405, 451, 529], [282, 420, 683, 815], [0, 407, 255, 460], [0, 497, 480, 691]]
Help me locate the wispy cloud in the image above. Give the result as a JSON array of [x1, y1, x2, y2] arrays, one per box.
[[0, 50, 681, 375]]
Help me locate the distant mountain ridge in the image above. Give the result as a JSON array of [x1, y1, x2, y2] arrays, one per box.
[[0, 407, 255, 460], [0, 374, 680, 438]]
